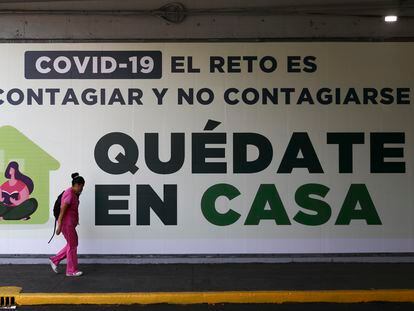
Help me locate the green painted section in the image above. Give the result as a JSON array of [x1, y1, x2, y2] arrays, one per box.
[[0, 125, 60, 224]]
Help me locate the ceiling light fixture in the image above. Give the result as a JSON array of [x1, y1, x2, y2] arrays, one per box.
[[384, 15, 398, 22]]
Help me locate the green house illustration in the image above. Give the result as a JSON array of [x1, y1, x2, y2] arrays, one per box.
[[0, 125, 60, 224]]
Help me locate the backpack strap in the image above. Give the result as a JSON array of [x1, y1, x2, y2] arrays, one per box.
[[48, 219, 57, 244]]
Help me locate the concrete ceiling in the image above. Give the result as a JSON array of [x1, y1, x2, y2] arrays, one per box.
[[0, 0, 411, 18]]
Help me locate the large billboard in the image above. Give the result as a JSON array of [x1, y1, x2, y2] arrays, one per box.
[[0, 42, 413, 254]]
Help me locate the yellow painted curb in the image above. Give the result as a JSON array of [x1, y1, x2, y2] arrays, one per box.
[[0, 287, 21, 307], [6, 289, 414, 305], [0, 287, 21, 295]]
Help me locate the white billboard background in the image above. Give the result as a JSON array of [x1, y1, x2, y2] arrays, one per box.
[[0, 42, 413, 254]]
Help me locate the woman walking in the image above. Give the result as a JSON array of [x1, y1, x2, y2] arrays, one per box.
[[49, 173, 85, 277]]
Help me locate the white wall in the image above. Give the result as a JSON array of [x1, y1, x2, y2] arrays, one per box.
[[1, 0, 413, 262]]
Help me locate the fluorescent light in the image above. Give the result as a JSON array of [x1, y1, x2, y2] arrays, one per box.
[[384, 15, 398, 22]]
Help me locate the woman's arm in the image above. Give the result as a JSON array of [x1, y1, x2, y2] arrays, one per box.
[[56, 203, 69, 235]]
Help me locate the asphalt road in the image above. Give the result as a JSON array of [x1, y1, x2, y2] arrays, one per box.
[[1, 263, 414, 292], [3, 263, 413, 310]]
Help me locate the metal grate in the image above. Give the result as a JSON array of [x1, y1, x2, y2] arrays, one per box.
[[0, 296, 16, 309]]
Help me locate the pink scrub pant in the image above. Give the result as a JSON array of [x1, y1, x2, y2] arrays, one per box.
[[50, 223, 78, 274]]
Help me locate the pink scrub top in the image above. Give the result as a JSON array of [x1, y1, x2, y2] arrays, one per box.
[[61, 187, 79, 226]]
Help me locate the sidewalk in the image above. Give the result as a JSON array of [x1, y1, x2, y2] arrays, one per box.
[[1, 263, 414, 305]]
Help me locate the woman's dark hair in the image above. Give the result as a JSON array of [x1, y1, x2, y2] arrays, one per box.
[[5, 161, 34, 194], [71, 172, 85, 186]]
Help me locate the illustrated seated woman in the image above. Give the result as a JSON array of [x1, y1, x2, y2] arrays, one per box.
[[0, 161, 38, 220]]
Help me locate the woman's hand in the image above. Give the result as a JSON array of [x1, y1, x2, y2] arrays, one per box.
[[56, 223, 62, 235]]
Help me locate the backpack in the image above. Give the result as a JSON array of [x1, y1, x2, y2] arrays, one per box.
[[48, 191, 64, 244]]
